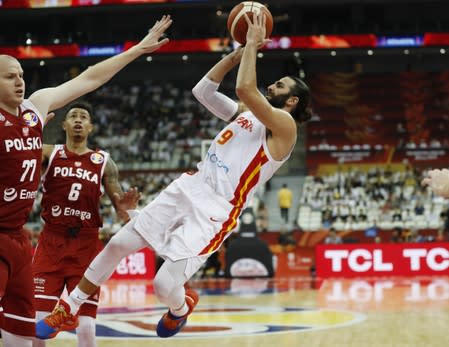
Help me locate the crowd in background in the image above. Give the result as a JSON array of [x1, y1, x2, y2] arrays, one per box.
[[298, 166, 449, 242]]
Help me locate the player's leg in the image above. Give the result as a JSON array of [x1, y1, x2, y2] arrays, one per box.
[[36, 219, 147, 339], [1, 329, 32, 347], [155, 256, 206, 338], [32, 233, 67, 347], [76, 316, 96, 347], [32, 312, 50, 347]]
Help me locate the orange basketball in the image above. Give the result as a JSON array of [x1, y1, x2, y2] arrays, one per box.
[[227, 1, 273, 45]]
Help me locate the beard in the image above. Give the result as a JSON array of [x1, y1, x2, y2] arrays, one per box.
[[267, 93, 290, 108]]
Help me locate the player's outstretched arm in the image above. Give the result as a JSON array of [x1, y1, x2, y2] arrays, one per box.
[[235, 12, 296, 146], [29, 15, 172, 116]]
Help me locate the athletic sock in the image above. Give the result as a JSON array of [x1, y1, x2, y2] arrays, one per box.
[[65, 286, 90, 315]]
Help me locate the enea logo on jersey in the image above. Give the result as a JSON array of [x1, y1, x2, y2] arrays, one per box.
[[51, 205, 62, 217], [59, 305, 365, 339], [3, 188, 18, 202], [90, 152, 104, 164], [22, 110, 39, 127]]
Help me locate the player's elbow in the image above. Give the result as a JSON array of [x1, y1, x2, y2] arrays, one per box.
[[192, 81, 205, 103], [235, 84, 251, 100]]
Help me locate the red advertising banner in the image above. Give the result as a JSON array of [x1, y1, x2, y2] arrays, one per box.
[[109, 247, 156, 280], [316, 243, 449, 278], [0, 0, 172, 8]]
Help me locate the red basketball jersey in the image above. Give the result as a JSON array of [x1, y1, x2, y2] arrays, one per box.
[[41, 145, 110, 229], [0, 100, 44, 231]]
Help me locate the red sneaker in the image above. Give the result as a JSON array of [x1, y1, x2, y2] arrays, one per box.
[[156, 289, 199, 338], [35, 299, 79, 339]]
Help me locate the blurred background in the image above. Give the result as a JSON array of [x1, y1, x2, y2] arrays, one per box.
[[5, 0, 449, 279]]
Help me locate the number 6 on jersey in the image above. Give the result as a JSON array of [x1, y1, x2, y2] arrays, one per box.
[[68, 183, 82, 201]]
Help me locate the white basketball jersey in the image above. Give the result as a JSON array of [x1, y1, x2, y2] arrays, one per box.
[[197, 111, 291, 208]]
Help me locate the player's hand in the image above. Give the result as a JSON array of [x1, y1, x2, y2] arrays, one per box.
[[133, 15, 173, 54], [243, 12, 270, 48], [421, 168, 449, 197], [113, 187, 141, 222]]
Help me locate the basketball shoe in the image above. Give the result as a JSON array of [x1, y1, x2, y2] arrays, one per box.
[[36, 299, 79, 339], [156, 289, 199, 338]]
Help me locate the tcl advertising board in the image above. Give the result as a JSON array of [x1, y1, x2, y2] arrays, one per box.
[[316, 243, 449, 278]]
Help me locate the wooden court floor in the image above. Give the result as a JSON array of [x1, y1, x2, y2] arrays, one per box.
[[2, 276, 449, 347]]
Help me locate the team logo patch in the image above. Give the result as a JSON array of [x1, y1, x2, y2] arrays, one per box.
[[22, 110, 39, 127], [90, 152, 104, 164], [75, 161, 82, 167], [57, 305, 365, 339], [59, 150, 67, 159], [22, 127, 29, 137]]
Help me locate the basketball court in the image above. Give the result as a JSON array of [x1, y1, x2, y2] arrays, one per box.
[[4, 276, 446, 347]]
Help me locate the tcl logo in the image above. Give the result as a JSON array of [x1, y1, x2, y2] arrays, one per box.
[[317, 244, 449, 278], [325, 249, 393, 272], [403, 248, 449, 271]]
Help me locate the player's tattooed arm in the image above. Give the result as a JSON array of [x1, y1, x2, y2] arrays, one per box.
[[103, 157, 140, 222]]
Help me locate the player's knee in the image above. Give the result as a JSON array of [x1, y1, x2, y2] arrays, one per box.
[[104, 234, 129, 259], [76, 316, 96, 347]]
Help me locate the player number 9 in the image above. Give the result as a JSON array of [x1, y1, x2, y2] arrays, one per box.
[[217, 129, 234, 145]]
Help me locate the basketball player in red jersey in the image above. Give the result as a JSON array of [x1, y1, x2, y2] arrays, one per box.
[[0, 15, 172, 347], [32, 102, 140, 347]]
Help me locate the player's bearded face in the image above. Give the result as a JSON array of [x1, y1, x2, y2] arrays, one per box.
[[267, 92, 291, 109]]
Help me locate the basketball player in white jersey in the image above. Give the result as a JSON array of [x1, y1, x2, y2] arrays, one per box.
[[0, 15, 171, 347], [36, 12, 312, 339]]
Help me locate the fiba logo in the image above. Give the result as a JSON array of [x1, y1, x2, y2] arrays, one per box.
[[22, 111, 39, 127], [51, 205, 62, 217], [90, 152, 104, 164], [3, 188, 18, 202]]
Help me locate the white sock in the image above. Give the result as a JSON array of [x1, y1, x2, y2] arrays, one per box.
[[170, 301, 188, 317], [65, 286, 89, 315]]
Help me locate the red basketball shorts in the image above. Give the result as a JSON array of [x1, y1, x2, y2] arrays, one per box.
[[0, 229, 35, 337], [32, 225, 103, 318]]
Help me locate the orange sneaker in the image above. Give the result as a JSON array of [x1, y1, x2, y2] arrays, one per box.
[[35, 299, 79, 339], [156, 289, 199, 338]]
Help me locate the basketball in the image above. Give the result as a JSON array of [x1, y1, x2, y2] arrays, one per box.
[[227, 1, 273, 45]]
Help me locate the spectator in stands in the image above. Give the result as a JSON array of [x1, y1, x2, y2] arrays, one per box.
[[278, 230, 296, 247], [414, 202, 425, 215], [255, 202, 269, 232], [278, 183, 293, 224], [390, 227, 404, 243], [324, 228, 343, 244]]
